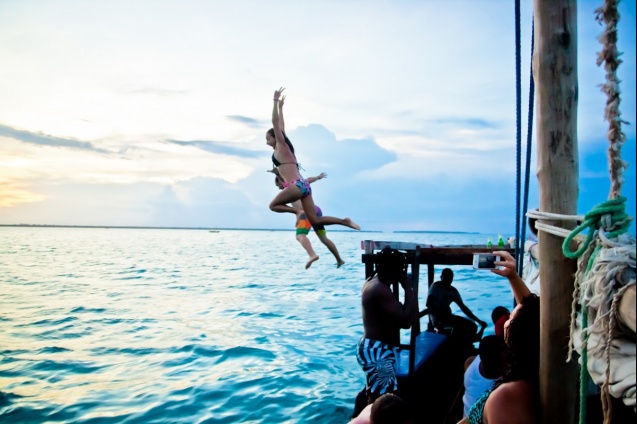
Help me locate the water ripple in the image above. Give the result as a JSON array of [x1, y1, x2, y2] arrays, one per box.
[[0, 228, 515, 423]]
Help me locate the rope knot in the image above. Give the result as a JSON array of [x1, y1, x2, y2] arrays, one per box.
[[562, 196, 632, 259]]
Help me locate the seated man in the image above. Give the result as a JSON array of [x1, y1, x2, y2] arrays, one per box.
[[462, 335, 507, 417], [426, 268, 487, 342], [349, 393, 413, 424], [356, 247, 416, 404]]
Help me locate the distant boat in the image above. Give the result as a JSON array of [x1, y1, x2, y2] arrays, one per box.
[[209, 230, 220, 233]]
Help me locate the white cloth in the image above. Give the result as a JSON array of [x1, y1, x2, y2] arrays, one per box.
[[521, 239, 541, 296], [463, 356, 497, 417], [574, 316, 636, 410]]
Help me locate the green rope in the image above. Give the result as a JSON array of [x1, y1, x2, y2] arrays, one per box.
[[563, 195, 631, 424], [562, 196, 631, 260]]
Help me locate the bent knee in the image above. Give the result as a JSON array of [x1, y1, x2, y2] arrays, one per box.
[[307, 216, 319, 225]]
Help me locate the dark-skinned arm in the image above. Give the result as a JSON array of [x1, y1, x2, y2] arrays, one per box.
[[457, 300, 487, 327], [377, 276, 416, 329]]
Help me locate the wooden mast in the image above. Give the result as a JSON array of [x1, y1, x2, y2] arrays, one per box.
[[533, 1, 579, 423]]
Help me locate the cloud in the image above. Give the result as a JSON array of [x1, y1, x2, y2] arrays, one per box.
[[286, 124, 397, 174], [125, 87, 189, 96], [166, 139, 268, 159], [0, 124, 110, 154], [226, 115, 263, 128], [424, 117, 500, 130]]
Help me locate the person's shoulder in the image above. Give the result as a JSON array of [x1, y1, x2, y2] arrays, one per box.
[[348, 403, 372, 424], [363, 277, 389, 296], [488, 380, 534, 405], [484, 381, 537, 423]]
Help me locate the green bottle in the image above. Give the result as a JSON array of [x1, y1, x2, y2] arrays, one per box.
[[497, 234, 505, 248], [487, 238, 493, 248]]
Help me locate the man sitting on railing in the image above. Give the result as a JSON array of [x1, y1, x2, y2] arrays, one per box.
[[426, 268, 487, 342]]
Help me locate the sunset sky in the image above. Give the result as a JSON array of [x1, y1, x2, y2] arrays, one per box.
[[1, 0, 635, 234]]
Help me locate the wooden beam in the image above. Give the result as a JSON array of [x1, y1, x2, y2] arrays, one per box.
[[534, 1, 579, 422]]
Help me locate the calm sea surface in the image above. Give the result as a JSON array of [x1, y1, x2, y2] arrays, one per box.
[[0, 227, 517, 423]]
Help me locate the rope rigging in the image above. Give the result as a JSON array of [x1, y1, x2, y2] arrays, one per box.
[[513, 0, 535, 278], [492, 2, 634, 419], [525, 1, 635, 423]]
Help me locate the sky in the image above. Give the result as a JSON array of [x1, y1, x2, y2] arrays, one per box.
[[0, 0, 635, 235]]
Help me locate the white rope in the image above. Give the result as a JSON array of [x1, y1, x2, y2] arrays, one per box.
[[527, 210, 585, 222], [526, 211, 587, 242]]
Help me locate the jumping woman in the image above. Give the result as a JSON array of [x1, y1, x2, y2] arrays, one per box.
[[266, 87, 360, 231]]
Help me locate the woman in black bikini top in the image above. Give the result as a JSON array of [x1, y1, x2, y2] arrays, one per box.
[[266, 87, 360, 231]]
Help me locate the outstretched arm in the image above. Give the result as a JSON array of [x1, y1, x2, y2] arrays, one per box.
[[272, 87, 286, 145], [457, 299, 487, 327], [278, 95, 286, 133], [492, 250, 532, 304], [306, 172, 327, 184]]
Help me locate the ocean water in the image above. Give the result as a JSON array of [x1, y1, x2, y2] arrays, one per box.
[[0, 227, 517, 424]]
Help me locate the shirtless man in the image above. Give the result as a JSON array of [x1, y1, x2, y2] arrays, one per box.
[[426, 268, 487, 342], [356, 247, 416, 404]]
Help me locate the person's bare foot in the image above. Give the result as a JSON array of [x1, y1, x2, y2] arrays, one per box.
[[336, 260, 345, 269], [306, 255, 319, 269], [344, 218, 360, 231]]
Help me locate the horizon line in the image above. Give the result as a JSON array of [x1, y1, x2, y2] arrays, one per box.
[[0, 223, 504, 234]]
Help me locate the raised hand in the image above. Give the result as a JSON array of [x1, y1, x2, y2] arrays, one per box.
[[318, 172, 327, 179], [491, 250, 517, 278], [400, 271, 413, 291], [273, 87, 285, 101]]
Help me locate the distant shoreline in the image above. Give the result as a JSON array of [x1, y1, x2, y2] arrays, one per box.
[[0, 224, 382, 233], [0, 224, 486, 234]]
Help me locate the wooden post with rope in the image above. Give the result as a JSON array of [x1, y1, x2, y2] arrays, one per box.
[[533, 1, 579, 423]]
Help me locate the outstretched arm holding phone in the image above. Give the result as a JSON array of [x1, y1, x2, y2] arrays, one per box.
[[492, 250, 533, 304]]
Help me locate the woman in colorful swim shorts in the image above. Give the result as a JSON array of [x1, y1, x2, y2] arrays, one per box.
[[266, 87, 360, 231], [273, 171, 345, 269]]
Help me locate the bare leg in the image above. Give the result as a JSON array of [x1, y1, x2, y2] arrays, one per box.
[[270, 186, 303, 214], [296, 234, 319, 269], [317, 233, 345, 268], [300, 195, 360, 230]]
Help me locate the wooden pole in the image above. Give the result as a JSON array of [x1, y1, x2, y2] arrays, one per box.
[[533, 1, 579, 423]]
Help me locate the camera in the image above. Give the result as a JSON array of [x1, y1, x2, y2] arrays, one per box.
[[472, 253, 500, 270]]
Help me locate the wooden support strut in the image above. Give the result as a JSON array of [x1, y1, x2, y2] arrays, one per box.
[[534, 1, 579, 422]]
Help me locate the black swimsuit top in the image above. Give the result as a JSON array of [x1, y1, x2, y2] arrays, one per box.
[[272, 153, 298, 168]]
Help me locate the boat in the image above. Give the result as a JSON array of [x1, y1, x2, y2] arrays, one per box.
[[353, 241, 515, 423], [353, 238, 635, 423], [350, 1, 635, 422]]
